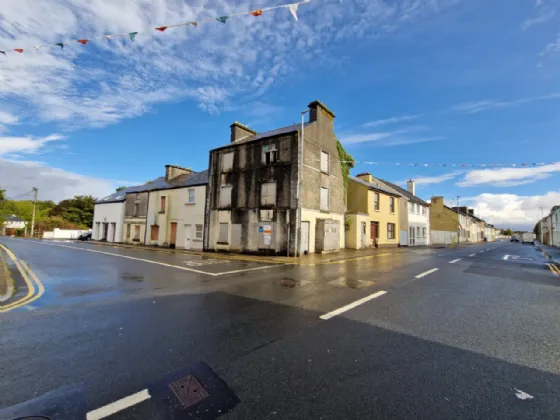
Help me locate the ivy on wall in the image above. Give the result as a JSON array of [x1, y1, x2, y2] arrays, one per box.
[[336, 136, 355, 202]]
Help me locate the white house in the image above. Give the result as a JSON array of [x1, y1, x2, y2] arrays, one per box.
[[2, 215, 27, 235], [144, 169, 208, 250], [371, 178, 430, 246], [93, 187, 138, 242]]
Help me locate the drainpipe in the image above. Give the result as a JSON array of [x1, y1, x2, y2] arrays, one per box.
[[296, 109, 309, 256], [143, 191, 151, 245]]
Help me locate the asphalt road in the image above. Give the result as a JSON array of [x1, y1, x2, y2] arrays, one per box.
[[1, 238, 559, 419]]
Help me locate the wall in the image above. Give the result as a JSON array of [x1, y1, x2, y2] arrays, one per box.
[[347, 179, 368, 214], [430, 197, 458, 233], [398, 197, 409, 246], [301, 208, 345, 253], [43, 228, 90, 239], [431, 230, 457, 245], [367, 189, 399, 248], [93, 202, 125, 242], [346, 213, 370, 249], [551, 209, 560, 247]]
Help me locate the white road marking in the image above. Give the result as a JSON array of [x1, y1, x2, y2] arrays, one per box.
[[414, 268, 439, 279], [503, 255, 509, 260], [514, 388, 534, 400], [479, 251, 485, 253], [468, 254, 476, 257], [319, 291, 387, 320], [215, 265, 283, 276], [87, 389, 151, 420], [449, 259, 462, 264]]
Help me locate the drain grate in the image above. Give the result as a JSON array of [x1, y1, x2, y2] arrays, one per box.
[[168, 375, 209, 408]]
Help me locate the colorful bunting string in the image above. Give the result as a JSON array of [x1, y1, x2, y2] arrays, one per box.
[[0, 0, 313, 55], [329, 161, 554, 168]]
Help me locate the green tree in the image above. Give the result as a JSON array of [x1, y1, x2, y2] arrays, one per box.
[[501, 228, 513, 236], [336, 137, 355, 201], [49, 195, 96, 228]]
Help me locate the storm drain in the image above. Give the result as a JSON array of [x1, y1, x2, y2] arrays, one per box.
[[169, 375, 209, 408]]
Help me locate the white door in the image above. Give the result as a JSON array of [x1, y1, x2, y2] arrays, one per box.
[[300, 222, 310, 255], [184, 224, 191, 249], [409, 227, 415, 246]]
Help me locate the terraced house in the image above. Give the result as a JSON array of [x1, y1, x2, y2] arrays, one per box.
[[346, 173, 401, 248]]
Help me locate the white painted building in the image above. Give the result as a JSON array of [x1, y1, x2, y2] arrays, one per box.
[[93, 188, 136, 242], [2, 215, 27, 235]]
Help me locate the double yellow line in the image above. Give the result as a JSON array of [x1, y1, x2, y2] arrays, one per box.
[[548, 263, 560, 276], [0, 244, 45, 313]]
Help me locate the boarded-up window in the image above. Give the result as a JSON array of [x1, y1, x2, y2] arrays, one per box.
[[219, 185, 232, 207], [222, 152, 234, 172], [133, 202, 139, 217], [261, 182, 277, 206], [390, 197, 395, 213], [320, 187, 329, 211], [218, 223, 228, 243], [387, 223, 395, 240], [134, 225, 141, 241], [374, 193, 380, 211], [126, 224, 131, 239], [160, 196, 166, 213], [263, 144, 277, 165], [151, 224, 159, 240], [320, 151, 329, 174], [188, 189, 195, 203], [195, 224, 203, 239]]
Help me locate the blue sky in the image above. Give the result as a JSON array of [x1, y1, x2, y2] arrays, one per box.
[[0, 0, 559, 229]]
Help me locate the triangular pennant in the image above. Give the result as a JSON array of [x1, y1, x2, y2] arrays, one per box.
[[33, 45, 41, 50], [129, 32, 138, 42], [104, 35, 114, 39], [155, 26, 168, 32], [77, 39, 88, 44], [216, 16, 229, 23], [251, 9, 263, 16], [189, 21, 199, 27], [56, 42, 64, 49], [287, 3, 299, 21], [0, 51, 5, 55], [14, 49, 23, 53]]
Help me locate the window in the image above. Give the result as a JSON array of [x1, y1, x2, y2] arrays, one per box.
[[126, 223, 131, 239], [374, 192, 380, 211], [133, 202, 139, 217], [409, 202, 413, 213], [422, 227, 427, 237], [220, 185, 232, 207], [387, 223, 395, 240], [390, 197, 395, 213], [134, 225, 140, 241], [320, 187, 329, 211], [422, 206, 426, 215], [188, 188, 195, 203], [261, 182, 277, 206], [320, 151, 329, 174], [195, 224, 203, 240], [151, 224, 159, 241], [263, 144, 278, 165], [222, 152, 234, 172], [416, 226, 421, 237], [160, 196, 166, 213], [218, 223, 228, 243]]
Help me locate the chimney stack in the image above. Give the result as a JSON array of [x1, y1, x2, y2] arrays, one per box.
[[308, 100, 335, 129], [468, 209, 475, 216], [356, 172, 373, 184], [230, 121, 256, 143], [407, 179, 416, 196], [165, 164, 194, 182]]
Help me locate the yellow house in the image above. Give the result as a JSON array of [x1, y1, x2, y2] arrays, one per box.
[[429, 196, 458, 244], [346, 173, 401, 248]]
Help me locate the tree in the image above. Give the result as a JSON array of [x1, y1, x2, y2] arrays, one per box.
[[49, 195, 96, 228], [501, 228, 513, 236], [115, 186, 127, 192]]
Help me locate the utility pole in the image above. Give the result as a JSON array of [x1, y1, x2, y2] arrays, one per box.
[[30, 187, 38, 238]]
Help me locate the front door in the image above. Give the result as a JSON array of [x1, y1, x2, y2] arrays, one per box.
[[370, 222, 379, 247], [300, 222, 310, 255], [184, 224, 191, 249], [170, 222, 177, 248], [360, 222, 367, 248], [409, 227, 415, 245]]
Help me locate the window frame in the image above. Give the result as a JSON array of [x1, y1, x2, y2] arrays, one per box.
[[222, 152, 234, 172], [320, 150, 330, 174], [218, 222, 229, 244], [263, 144, 278, 165], [390, 197, 395, 213], [374, 192, 380, 211], [188, 188, 195, 204], [195, 224, 203, 240], [260, 182, 277, 206], [219, 185, 233, 208], [320, 187, 330, 211], [151, 224, 159, 241], [160, 196, 166, 213], [387, 222, 395, 240]]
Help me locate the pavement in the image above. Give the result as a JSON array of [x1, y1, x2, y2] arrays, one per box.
[[1, 237, 559, 419], [536, 241, 560, 265]]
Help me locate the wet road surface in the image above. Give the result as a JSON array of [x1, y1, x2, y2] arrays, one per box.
[[1, 238, 559, 419]]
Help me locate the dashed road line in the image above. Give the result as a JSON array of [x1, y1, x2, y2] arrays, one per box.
[[414, 268, 439, 279], [319, 290, 387, 320], [449, 259, 462, 264], [468, 254, 476, 257], [87, 389, 151, 420]]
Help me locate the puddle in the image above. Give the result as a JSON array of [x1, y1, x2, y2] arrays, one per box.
[[121, 273, 144, 282], [328, 277, 374, 289], [280, 278, 310, 288]]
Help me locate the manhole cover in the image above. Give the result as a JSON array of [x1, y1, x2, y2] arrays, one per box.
[[168, 375, 209, 408]]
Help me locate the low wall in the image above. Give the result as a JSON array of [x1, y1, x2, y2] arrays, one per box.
[[43, 228, 90, 240]]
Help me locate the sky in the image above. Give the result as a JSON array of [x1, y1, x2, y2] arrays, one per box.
[[0, 0, 559, 230]]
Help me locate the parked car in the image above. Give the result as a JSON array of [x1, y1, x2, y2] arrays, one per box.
[[510, 236, 520, 242], [78, 231, 92, 241], [522, 232, 536, 245]]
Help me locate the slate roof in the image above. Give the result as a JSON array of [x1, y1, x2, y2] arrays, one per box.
[[376, 178, 429, 206], [95, 170, 209, 204], [213, 123, 312, 150], [6, 215, 24, 222], [350, 176, 402, 197]]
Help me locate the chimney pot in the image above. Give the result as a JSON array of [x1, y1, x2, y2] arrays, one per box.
[[230, 121, 256, 143], [407, 179, 416, 196]]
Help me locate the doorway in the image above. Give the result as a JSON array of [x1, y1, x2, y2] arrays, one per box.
[[360, 222, 367, 248], [184, 224, 191, 249], [170, 222, 177, 248], [111, 223, 116, 242], [370, 222, 379, 247], [300, 221, 310, 255], [409, 226, 415, 246]]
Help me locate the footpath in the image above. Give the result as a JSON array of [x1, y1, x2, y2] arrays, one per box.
[[536, 241, 560, 265]]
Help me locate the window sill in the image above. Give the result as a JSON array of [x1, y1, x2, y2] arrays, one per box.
[[193, 238, 203, 242], [185, 202, 196, 206], [320, 209, 330, 213], [158, 211, 165, 214], [217, 241, 229, 245]]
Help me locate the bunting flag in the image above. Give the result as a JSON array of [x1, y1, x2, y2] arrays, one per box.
[[287, 3, 300, 21], [0, 0, 314, 56], [331, 161, 552, 168]]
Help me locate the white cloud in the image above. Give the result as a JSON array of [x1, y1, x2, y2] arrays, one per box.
[[340, 126, 429, 145], [0, 134, 65, 156], [541, 31, 560, 58], [0, 0, 458, 129], [0, 111, 18, 125], [522, 6, 555, 30], [363, 114, 422, 128], [463, 191, 560, 230], [409, 172, 462, 185], [451, 93, 560, 113], [457, 162, 560, 187], [0, 159, 122, 201]]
